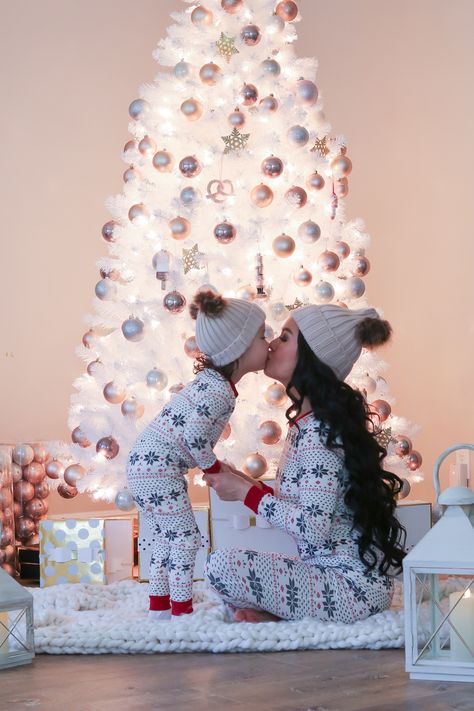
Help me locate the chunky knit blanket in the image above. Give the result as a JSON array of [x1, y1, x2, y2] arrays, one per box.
[[30, 580, 405, 654]]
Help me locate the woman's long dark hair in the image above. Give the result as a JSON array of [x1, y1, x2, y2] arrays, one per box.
[[286, 328, 406, 575]]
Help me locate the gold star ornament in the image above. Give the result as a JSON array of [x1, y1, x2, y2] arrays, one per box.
[[311, 136, 330, 157], [216, 32, 239, 63], [374, 427, 393, 449], [221, 127, 250, 154], [182, 243, 203, 274], [285, 298, 304, 311]]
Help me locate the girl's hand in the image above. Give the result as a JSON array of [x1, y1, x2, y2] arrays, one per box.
[[202, 469, 252, 502]]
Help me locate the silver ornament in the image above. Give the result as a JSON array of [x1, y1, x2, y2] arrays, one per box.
[[306, 171, 325, 191], [146, 368, 168, 390], [335, 241, 351, 259], [115, 489, 135, 511], [87, 358, 104, 376], [240, 83, 258, 105], [295, 78, 318, 106], [152, 150, 174, 172], [128, 99, 150, 120], [122, 316, 145, 342], [270, 302, 288, 321], [298, 220, 321, 244], [260, 94, 278, 111], [221, 0, 243, 13], [128, 203, 149, 225], [266, 14, 285, 34], [347, 276, 365, 299], [121, 398, 145, 418], [95, 279, 117, 301], [180, 186, 201, 205], [261, 58, 281, 76], [169, 216, 191, 240], [101, 220, 118, 243], [123, 166, 141, 183], [138, 135, 156, 156], [82, 328, 96, 349], [103, 381, 126, 404], [180, 97, 203, 121], [163, 290, 186, 314], [315, 281, 335, 302], [174, 60, 191, 78], [287, 125, 309, 146], [272, 234, 295, 258], [228, 108, 246, 128]]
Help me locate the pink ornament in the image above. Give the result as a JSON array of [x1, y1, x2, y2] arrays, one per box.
[[258, 420, 282, 445], [45, 459, 65, 480], [57, 483, 78, 499], [12, 444, 34, 467], [23, 461, 46, 484], [407, 451, 422, 471], [64, 464, 86, 486], [370, 399, 392, 423], [24, 497, 48, 520], [395, 436, 412, 458], [13, 480, 35, 503], [34, 480, 50, 499], [243, 453, 268, 479], [71, 426, 91, 448], [275, 1, 298, 21], [16, 517, 35, 541], [285, 186, 307, 208], [33, 443, 48, 463], [318, 250, 340, 273], [96, 437, 120, 460]]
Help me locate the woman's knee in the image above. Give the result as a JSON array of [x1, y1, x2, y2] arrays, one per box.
[[204, 549, 233, 594]]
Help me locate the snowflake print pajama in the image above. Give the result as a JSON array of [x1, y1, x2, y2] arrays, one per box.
[[205, 412, 394, 623], [127, 368, 237, 615]]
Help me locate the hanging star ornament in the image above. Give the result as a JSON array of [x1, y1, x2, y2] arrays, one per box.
[[285, 298, 304, 311], [311, 136, 330, 157], [221, 127, 250, 154], [374, 427, 394, 449], [216, 32, 239, 63], [182, 243, 203, 274]]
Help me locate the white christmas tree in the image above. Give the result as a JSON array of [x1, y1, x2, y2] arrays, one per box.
[[55, 0, 423, 505]]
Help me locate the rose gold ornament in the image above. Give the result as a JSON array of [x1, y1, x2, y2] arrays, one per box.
[[25, 497, 48, 520], [25, 533, 40, 547], [228, 108, 245, 129], [298, 220, 320, 244], [306, 171, 325, 191], [138, 135, 156, 156], [33, 444, 48, 464], [82, 328, 96, 349], [11, 463, 23, 484], [128, 203, 149, 224], [180, 97, 203, 121], [222, 0, 243, 12], [191, 5, 213, 25], [237, 284, 257, 301], [0, 489, 12, 509], [275, 1, 298, 21], [16, 517, 35, 541], [219, 422, 232, 441], [23, 462, 45, 485], [3, 544, 15, 562], [34, 480, 50, 499], [261, 155, 283, 178], [335, 241, 351, 259], [260, 94, 278, 111], [103, 381, 126, 404], [152, 149, 174, 172], [0, 525, 13, 547], [169, 216, 191, 240], [12, 444, 34, 467], [261, 58, 281, 76], [398, 478, 411, 499], [264, 382, 287, 407], [295, 78, 318, 105], [370, 399, 392, 422], [407, 451, 422, 471], [258, 420, 282, 445], [146, 368, 168, 390], [293, 266, 313, 287], [335, 177, 349, 198], [251, 183, 273, 207], [351, 255, 371, 277], [101, 220, 119, 243], [199, 62, 221, 85], [214, 221, 237, 244], [395, 436, 412, 457], [241, 24, 261, 45], [14, 480, 35, 503], [243, 452, 268, 479], [240, 83, 258, 106], [318, 250, 340, 272], [121, 398, 145, 419], [96, 437, 120, 460], [285, 185, 307, 208], [272, 234, 295, 258], [330, 153, 353, 178], [123, 166, 141, 183], [206, 179, 234, 202], [64, 463, 87, 486], [45, 459, 64, 480], [57, 483, 78, 499], [184, 336, 201, 358], [347, 276, 365, 299], [71, 426, 91, 448], [123, 139, 138, 153], [163, 290, 186, 314], [179, 155, 202, 179]]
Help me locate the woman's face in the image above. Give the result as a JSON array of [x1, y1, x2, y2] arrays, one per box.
[[264, 317, 299, 385]]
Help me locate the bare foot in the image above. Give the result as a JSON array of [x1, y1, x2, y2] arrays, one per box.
[[234, 608, 281, 623]]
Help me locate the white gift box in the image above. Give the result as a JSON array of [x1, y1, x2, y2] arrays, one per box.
[[210, 479, 432, 562], [138, 505, 210, 582]]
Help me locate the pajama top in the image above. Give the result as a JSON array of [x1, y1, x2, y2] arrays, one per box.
[[129, 368, 237, 474]]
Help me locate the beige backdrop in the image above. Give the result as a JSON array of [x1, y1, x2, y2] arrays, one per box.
[[1, 0, 473, 515]]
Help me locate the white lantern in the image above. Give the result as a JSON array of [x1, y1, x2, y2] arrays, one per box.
[[0, 567, 35, 669], [403, 443, 474, 682]]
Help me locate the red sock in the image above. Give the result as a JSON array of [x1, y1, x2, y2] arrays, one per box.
[[149, 594, 171, 611], [171, 598, 193, 616]]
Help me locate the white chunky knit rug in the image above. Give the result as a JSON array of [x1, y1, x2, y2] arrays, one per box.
[[30, 580, 405, 654]]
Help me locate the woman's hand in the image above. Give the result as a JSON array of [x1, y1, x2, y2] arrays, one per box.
[[202, 466, 253, 502]]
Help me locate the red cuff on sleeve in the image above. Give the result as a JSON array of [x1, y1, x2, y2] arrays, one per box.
[[260, 482, 274, 495], [244, 484, 269, 513], [202, 459, 222, 474]]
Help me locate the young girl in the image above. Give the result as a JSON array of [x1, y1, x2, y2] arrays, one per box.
[[204, 304, 407, 623], [127, 291, 267, 619]]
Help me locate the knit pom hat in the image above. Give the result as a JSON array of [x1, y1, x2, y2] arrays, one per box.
[[190, 291, 266, 366], [292, 304, 392, 380]]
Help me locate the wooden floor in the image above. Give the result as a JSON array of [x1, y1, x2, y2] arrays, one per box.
[[1, 650, 473, 711]]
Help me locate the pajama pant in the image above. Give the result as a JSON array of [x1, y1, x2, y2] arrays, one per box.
[[127, 458, 201, 603], [205, 548, 394, 623]]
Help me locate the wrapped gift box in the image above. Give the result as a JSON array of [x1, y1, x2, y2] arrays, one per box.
[[138, 505, 210, 582], [39, 512, 136, 587], [210, 480, 432, 562]]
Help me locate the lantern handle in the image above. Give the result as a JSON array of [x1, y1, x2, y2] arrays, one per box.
[[433, 443, 474, 499]]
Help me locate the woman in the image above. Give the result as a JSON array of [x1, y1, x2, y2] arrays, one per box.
[[203, 304, 406, 623]]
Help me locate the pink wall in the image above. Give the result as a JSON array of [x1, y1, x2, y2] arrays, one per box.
[[1, 0, 473, 514]]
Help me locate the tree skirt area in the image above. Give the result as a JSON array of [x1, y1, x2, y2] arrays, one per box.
[[29, 580, 405, 654]]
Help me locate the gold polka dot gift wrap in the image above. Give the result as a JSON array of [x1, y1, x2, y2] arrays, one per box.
[[39, 519, 107, 587]]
